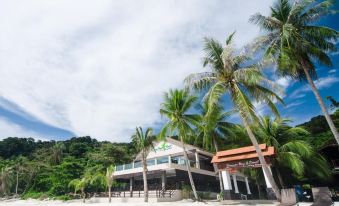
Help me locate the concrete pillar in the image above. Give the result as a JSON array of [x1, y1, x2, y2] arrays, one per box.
[[245, 177, 251, 194], [232, 174, 239, 193], [161, 171, 166, 189], [129, 177, 134, 197], [221, 170, 233, 200], [221, 170, 232, 190], [168, 155, 171, 165], [195, 152, 200, 169]]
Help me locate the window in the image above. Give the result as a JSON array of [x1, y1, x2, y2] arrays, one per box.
[[134, 161, 142, 168], [156, 156, 169, 164], [116, 164, 124, 171], [147, 159, 155, 166], [124, 163, 133, 170]]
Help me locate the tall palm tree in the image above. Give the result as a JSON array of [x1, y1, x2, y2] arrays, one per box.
[[0, 167, 13, 197], [185, 33, 283, 199], [196, 102, 233, 194], [106, 165, 115, 203], [255, 116, 331, 187], [159, 89, 201, 200], [250, 0, 339, 144], [131, 127, 154, 202]]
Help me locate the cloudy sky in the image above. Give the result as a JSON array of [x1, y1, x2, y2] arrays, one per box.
[[0, 0, 338, 142]]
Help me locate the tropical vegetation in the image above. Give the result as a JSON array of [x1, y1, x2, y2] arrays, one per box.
[[0, 0, 337, 202]]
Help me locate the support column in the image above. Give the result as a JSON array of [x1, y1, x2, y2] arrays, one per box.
[[195, 152, 200, 169], [232, 174, 239, 194], [168, 155, 171, 166], [221, 170, 233, 199], [161, 171, 166, 189], [245, 177, 251, 195], [129, 177, 134, 197], [262, 166, 275, 200]]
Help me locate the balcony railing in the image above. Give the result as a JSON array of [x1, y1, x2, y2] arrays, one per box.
[[115, 155, 196, 172]]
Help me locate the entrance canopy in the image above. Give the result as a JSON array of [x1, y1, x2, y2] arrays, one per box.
[[211, 144, 275, 170]]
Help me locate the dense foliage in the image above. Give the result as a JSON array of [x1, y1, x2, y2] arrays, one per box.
[[0, 136, 135, 199]]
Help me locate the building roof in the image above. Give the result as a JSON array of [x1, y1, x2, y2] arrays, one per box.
[[211, 144, 275, 163]]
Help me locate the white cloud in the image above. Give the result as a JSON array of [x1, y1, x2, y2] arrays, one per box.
[[290, 76, 339, 99], [285, 101, 304, 109], [276, 77, 293, 89], [0, 0, 272, 141], [328, 69, 336, 74]]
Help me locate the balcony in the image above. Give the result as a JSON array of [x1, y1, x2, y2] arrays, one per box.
[[115, 155, 195, 172]]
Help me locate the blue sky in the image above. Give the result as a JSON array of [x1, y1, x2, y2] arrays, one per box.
[[0, 0, 338, 142]]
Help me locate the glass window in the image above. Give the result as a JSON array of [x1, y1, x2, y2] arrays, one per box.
[[156, 156, 169, 164], [124, 163, 133, 170], [147, 159, 155, 166], [171, 156, 186, 165], [134, 161, 142, 168], [116, 164, 124, 171]]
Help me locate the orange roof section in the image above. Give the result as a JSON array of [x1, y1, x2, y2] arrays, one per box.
[[211, 144, 275, 163]]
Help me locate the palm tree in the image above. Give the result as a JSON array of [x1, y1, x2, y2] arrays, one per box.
[[69, 177, 89, 203], [159, 89, 201, 200], [242, 168, 265, 199], [250, 0, 339, 144], [185, 33, 283, 200], [106, 165, 115, 203], [51, 142, 65, 165], [131, 127, 154, 202], [255, 116, 331, 188], [12, 156, 28, 196], [69, 170, 106, 203], [0, 167, 13, 197], [197, 102, 233, 194]]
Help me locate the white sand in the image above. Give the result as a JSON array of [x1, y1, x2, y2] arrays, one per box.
[[1, 199, 338, 206]]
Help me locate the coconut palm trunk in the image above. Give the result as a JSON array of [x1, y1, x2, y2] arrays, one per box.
[[82, 188, 85, 203], [274, 167, 285, 189], [15, 172, 19, 196], [142, 154, 148, 202], [256, 180, 262, 199], [180, 137, 199, 200], [213, 136, 224, 194], [302, 64, 339, 145], [108, 185, 112, 203], [240, 114, 281, 200]]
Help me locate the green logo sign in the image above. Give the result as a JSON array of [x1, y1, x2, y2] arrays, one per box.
[[155, 142, 172, 152]]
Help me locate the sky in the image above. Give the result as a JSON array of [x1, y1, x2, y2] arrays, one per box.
[[0, 0, 338, 142]]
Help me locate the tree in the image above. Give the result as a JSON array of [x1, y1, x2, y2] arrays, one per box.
[[327, 96, 339, 110], [131, 127, 154, 202], [250, 0, 339, 144], [68, 170, 105, 203], [51, 142, 65, 165], [185, 33, 283, 200], [196, 101, 233, 194], [69, 177, 89, 203], [159, 89, 201, 200], [255, 116, 331, 188], [0, 166, 13, 197], [106, 165, 115, 203]]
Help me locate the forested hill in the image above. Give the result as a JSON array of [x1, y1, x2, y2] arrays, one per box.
[[0, 136, 137, 199], [297, 109, 339, 148]]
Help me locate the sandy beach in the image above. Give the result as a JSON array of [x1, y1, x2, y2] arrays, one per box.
[[1, 199, 338, 206]]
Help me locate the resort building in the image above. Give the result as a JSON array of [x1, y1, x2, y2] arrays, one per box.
[[113, 137, 219, 199]]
